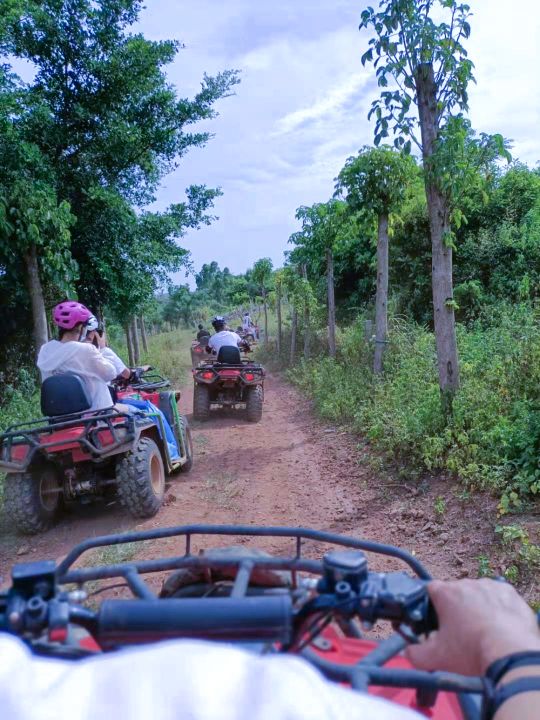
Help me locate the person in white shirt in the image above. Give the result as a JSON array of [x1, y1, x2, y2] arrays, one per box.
[[207, 316, 246, 355], [37, 301, 117, 412], [0, 579, 538, 720], [242, 311, 252, 332]]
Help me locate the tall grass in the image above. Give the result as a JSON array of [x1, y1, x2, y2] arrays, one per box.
[[287, 305, 540, 514]]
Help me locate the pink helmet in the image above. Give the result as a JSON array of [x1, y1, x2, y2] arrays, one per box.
[[52, 301, 92, 329]]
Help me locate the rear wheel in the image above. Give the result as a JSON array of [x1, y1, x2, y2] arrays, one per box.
[[193, 384, 210, 421], [246, 385, 264, 423], [179, 417, 194, 473], [4, 466, 62, 535], [116, 436, 165, 518]]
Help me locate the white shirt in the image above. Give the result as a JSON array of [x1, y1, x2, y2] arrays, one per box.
[[37, 340, 117, 411], [242, 315, 252, 330], [101, 346, 128, 375], [208, 330, 242, 354], [0, 635, 421, 720]]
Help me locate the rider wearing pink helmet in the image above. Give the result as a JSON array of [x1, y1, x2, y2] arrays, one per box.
[[37, 300, 117, 411], [52, 301, 93, 331]]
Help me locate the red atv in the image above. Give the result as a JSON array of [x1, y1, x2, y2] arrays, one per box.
[[192, 345, 265, 423], [190, 339, 212, 368], [0, 370, 193, 535], [0, 524, 496, 719]]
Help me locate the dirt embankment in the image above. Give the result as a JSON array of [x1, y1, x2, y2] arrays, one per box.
[[0, 372, 509, 592]]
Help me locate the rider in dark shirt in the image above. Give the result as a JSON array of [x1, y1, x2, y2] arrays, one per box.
[[196, 324, 210, 341]]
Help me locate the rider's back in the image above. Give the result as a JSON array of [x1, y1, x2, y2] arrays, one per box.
[[208, 330, 242, 354], [37, 340, 116, 412]]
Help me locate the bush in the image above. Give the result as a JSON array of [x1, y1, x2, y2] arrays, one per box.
[[288, 306, 540, 510]]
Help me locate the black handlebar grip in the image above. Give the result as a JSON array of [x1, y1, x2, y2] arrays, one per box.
[[97, 596, 293, 647]]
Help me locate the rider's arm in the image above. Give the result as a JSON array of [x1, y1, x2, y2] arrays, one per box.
[[407, 579, 540, 720], [100, 347, 130, 378], [80, 344, 117, 382]]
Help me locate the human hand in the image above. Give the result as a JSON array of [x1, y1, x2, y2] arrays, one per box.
[[407, 579, 540, 676]]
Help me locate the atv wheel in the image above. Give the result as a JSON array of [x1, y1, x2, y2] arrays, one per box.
[[3, 466, 61, 535], [178, 416, 194, 473], [116, 436, 165, 518], [246, 385, 264, 423], [193, 384, 210, 421]]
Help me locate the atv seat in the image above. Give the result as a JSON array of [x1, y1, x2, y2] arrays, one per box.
[[216, 346, 242, 365], [41, 374, 92, 417]]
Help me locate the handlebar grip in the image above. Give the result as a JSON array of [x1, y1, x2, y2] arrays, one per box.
[[97, 596, 293, 647]]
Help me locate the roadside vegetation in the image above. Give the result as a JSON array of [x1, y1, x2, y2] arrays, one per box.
[[0, 2, 538, 575]]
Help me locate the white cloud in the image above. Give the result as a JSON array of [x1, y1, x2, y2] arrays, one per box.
[[138, 0, 540, 283], [275, 72, 371, 135]]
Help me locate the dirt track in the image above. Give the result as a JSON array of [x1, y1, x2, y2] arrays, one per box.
[[0, 372, 500, 587]]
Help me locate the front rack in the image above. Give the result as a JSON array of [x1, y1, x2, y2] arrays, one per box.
[[56, 524, 431, 589]]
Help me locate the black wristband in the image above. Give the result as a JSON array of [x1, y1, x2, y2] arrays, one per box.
[[482, 676, 540, 719], [486, 651, 540, 686]]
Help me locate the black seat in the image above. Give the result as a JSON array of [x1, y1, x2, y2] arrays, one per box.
[[216, 345, 241, 365], [41, 374, 92, 417]]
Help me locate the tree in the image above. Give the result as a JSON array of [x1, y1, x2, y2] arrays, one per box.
[[336, 146, 417, 372], [290, 200, 355, 358], [0, 0, 238, 348], [252, 258, 273, 345], [360, 0, 508, 403], [274, 270, 285, 356]]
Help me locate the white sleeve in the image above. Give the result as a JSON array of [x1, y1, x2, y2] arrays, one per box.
[[79, 344, 117, 382], [101, 347, 128, 375], [0, 636, 421, 720], [208, 335, 216, 350], [233, 333, 242, 344]]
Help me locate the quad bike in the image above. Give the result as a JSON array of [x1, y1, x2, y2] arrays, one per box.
[[0, 370, 194, 535], [192, 345, 265, 423], [0, 523, 510, 720], [190, 339, 212, 368]]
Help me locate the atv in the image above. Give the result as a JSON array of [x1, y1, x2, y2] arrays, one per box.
[[190, 339, 212, 368], [0, 523, 505, 719], [192, 345, 265, 423], [0, 370, 193, 535]]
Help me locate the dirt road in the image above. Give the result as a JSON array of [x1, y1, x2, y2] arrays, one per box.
[[0, 372, 499, 586]]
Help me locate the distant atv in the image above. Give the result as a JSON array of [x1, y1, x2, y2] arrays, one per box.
[[192, 346, 265, 423], [0, 370, 193, 535], [190, 339, 212, 368]]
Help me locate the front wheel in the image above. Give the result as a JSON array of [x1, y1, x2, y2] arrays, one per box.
[[246, 385, 264, 423], [116, 436, 165, 518], [193, 384, 210, 421], [3, 465, 62, 535]]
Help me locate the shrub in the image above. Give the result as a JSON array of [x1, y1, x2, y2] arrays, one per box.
[[288, 305, 540, 509]]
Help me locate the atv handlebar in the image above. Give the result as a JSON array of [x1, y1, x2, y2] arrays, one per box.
[[96, 596, 293, 646]]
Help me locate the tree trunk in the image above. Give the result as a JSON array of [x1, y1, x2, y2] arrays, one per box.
[[139, 316, 149, 353], [263, 290, 269, 346], [290, 306, 298, 365], [24, 244, 48, 356], [373, 214, 389, 374], [326, 248, 336, 358], [276, 283, 282, 356], [125, 323, 134, 367], [415, 63, 460, 401], [302, 264, 311, 360], [131, 317, 140, 365]]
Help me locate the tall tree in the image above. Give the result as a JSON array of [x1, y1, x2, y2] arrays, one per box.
[[0, 0, 238, 343], [359, 0, 508, 403], [290, 200, 354, 358], [274, 269, 285, 356], [336, 146, 417, 373], [252, 258, 273, 345]]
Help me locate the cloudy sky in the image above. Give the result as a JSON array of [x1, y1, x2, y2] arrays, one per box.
[[136, 0, 540, 283]]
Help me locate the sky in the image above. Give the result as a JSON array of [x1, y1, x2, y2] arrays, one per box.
[[138, 1, 539, 283]]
